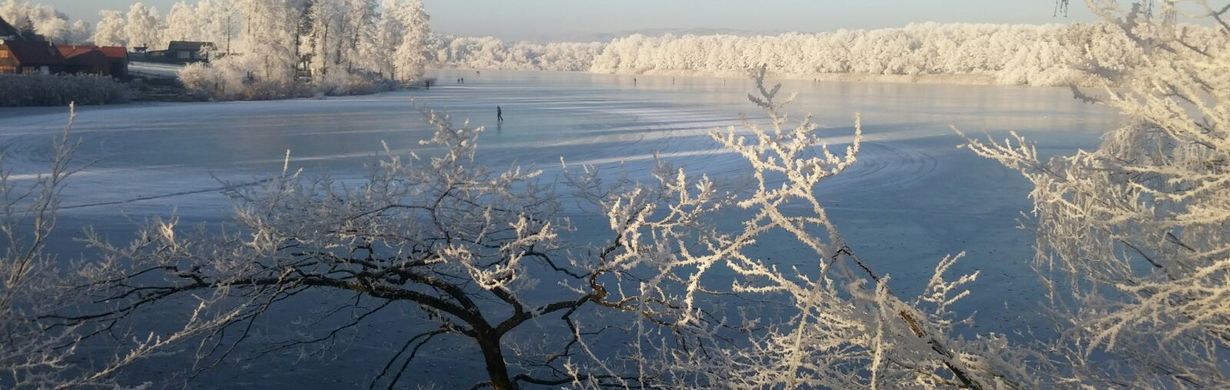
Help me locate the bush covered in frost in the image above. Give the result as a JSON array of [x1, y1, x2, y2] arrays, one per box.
[[179, 56, 401, 101], [178, 56, 310, 101], [0, 74, 130, 107]]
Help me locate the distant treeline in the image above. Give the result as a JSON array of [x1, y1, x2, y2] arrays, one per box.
[[428, 36, 606, 72], [433, 23, 1222, 86]]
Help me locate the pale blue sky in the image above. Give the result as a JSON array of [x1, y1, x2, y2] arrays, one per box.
[[44, 0, 1099, 41]]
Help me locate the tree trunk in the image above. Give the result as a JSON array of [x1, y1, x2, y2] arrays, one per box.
[[476, 329, 516, 390]]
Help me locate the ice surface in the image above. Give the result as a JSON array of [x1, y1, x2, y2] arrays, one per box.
[[0, 70, 1121, 387], [128, 61, 185, 78]]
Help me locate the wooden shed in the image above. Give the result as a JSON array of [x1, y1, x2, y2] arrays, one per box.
[[58, 45, 110, 75], [56, 44, 129, 78]]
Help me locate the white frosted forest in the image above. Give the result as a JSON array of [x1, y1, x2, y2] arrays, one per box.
[[2, 0, 1230, 389], [4, 0, 1221, 93]]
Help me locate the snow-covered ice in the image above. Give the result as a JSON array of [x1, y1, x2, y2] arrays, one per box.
[[128, 61, 185, 78]]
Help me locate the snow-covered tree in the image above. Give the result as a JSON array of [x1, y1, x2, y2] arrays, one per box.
[[124, 2, 164, 49], [0, 0, 89, 42], [339, 0, 376, 70], [0, 107, 236, 388], [392, 0, 430, 82], [91, 10, 127, 46], [302, 0, 345, 78], [165, 0, 431, 99], [363, 0, 404, 78], [427, 35, 605, 71], [163, 1, 201, 42], [194, 0, 239, 54], [235, 0, 299, 82]]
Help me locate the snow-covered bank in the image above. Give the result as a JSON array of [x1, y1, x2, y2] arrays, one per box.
[[128, 61, 183, 78], [610, 70, 999, 85]]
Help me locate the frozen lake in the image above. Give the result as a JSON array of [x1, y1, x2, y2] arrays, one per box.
[[0, 70, 1121, 387]]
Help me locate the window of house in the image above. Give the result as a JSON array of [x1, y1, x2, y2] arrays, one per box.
[[0, 50, 9, 58], [0, 66, 15, 73]]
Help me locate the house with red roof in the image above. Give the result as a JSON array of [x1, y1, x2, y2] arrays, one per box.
[[58, 45, 110, 75], [57, 44, 130, 78], [0, 16, 128, 78]]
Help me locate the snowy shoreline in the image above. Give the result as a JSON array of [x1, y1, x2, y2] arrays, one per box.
[[592, 69, 1003, 86]]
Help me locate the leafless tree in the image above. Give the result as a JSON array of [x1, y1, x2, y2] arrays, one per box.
[[45, 109, 673, 389]]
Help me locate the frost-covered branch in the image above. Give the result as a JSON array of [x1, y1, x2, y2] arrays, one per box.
[[960, 1, 1230, 386], [561, 65, 1030, 389]]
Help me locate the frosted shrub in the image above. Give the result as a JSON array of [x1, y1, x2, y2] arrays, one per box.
[[179, 55, 308, 101], [1, 106, 198, 389], [180, 58, 398, 100], [562, 65, 1031, 389], [314, 68, 400, 96], [0, 74, 129, 106], [961, 0, 1230, 387], [0, 106, 82, 389], [176, 61, 222, 98]]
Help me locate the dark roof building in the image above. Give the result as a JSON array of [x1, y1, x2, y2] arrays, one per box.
[[0, 16, 20, 40], [161, 41, 215, 61], [0, 16, 46, 42], [0, 40, 66, 74]]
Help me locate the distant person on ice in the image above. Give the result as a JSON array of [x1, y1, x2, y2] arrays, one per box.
[[497, 106, 504, 122]]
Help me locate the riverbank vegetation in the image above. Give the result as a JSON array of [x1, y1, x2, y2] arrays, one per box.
[[0, 74, 129, 106]]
